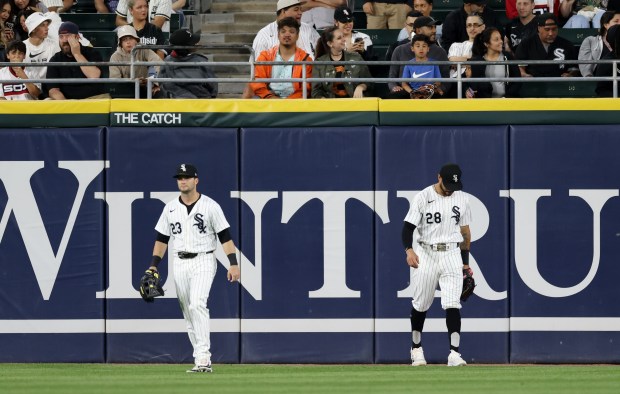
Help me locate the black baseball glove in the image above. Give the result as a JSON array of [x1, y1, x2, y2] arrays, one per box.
[[461, 267, 476, 302], [410, 84, 435, 99], [139, 269, 164, 303]]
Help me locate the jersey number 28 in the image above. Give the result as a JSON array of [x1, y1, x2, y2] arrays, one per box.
[[426, 212, 442, 224]]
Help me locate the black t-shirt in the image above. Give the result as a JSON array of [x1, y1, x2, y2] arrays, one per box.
[[505, 17, 538, 52], [132, 22, 167, 46], [515, 34, 578, 77], [45, 45, 105, 99]]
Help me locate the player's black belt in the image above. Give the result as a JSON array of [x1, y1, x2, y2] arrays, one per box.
[[420, 242, 460, 252], [177, 251, 214, 259]]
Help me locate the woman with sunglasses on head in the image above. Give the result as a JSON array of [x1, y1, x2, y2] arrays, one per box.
[[463, 27, 521, 98], [448, 13, 485, 79], [312, 26, 373, 98]]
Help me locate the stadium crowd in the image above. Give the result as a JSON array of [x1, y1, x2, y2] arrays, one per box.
[[1, 0, 620, 100]]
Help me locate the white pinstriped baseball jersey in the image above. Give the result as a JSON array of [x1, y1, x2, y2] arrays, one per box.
[[116, 0, 172, 32], [404, 185, 471, 245], [155, 194, 230, 253], [252, 21, 320, 60]]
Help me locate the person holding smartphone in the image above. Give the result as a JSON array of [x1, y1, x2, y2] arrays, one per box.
[[333, 5, 374, 61]]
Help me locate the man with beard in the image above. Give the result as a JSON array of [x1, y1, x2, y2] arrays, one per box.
[[516, 13, 579, 77], [250, 17, 313, 99], [387, 16, 451, 98], [45, 21, 109, 99]]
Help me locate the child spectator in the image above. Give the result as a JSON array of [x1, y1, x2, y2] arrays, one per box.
[[0, 40, 40, 100], [401, 34, 443, 98]]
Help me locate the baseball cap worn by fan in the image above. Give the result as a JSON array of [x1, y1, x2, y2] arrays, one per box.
[[169, 28, 200, 46], [173, 164, 198, 178], [413, 16, 440, 30], [440, 163, 463, 191], [25, 12, 52, 36], [334, 6, 354, 23], [277, 0, 304, 12], [463, 0, 487, 4], [537, 13, 559, 27], [58, 21, 79, 35]]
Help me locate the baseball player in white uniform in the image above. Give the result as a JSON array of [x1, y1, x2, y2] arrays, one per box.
[[148, 163, 240, 373], [401, 163, 472, 367]]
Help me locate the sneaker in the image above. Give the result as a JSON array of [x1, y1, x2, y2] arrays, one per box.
[[410, 347, 427, 366], [447, 350, 467, 366], [186, 363, 213, 373]]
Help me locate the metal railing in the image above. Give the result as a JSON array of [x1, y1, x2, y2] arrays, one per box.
[[1, 44, 619, 99]]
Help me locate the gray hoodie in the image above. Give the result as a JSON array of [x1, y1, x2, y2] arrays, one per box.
[[159, 52, 218, 98]]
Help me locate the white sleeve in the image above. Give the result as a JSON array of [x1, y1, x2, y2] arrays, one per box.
[[116, 0, 128, 17], [42, 0, 63, 7], [153, 0, 172, 20], [154, 208, 171, 235], [252, 26, 272, 56], [404, 194, 424, 226], [209, 202, 230, 234], [460, 196, 472, 227]]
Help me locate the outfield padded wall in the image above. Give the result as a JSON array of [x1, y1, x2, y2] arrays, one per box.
[[0, 100, 619, 364]]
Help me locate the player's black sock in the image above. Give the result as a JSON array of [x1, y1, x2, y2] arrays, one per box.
[[410, 306, 426, 349], [446, 308, 461, 352]]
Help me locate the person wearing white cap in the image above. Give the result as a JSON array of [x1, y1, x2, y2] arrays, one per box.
[[253, 0, 320, 59], [109, 24, 161, 98], [23, 12, 58, 86], [242, 0, 319, 98]]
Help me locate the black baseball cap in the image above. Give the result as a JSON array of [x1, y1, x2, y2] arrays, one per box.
[[413, 16, 440, 30], [170, 28, 201, 46], [439, 163, 463, 191], [538, 13, 559, 27], [173, 163, 198, 178], [334, 6, 354, 23], [464, 0, 487, 4]]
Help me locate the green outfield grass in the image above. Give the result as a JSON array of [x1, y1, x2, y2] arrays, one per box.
[[1, 364, 619, 394]]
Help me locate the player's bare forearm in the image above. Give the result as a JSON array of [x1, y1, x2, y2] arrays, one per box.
[[460, 225, 471, 250], [152, 241, 168, 259], [222, 240, 240, 282]]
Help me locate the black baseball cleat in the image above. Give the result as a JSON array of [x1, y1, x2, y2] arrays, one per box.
[[186, 363, 213, 373]]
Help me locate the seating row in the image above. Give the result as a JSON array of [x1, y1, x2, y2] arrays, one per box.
[[62, 10, 188, 31]]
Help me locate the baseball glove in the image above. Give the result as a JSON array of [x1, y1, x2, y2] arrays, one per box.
[[461, 268, 476, 302], [410, 84, 435, 99], [139, 269, 164, 303]]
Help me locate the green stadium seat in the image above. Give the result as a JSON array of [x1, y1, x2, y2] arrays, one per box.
[[108, 82, 139, 98], [81, 31, 117, 48], [559, 28, 597, 46], [94, 46, 115, 61], [62, 13, 116, 30], [486, 0, 506, 10], [519, 80, 597, 98], [357, 29, 401, 45]]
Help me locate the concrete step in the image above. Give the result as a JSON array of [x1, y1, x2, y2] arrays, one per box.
[[210, 52, 253, 62], [202, 32, 256, 44], [201, 12, 273, 25], [211, 2, 274, 13], [203, 22, 264, 33]]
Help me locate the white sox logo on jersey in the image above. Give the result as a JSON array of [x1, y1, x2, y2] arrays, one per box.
[[451, 206, 461, 224], [193, 213, 207, 233], [553, 48, 566, 69], [0, 161, 618, 302]]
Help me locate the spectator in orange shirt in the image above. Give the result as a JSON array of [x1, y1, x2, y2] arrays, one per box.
[[251, 17, 313, 99]]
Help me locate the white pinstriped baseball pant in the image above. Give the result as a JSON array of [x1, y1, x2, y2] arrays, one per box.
[[173, 252, 217, 365], [411, 245, 463, 312]]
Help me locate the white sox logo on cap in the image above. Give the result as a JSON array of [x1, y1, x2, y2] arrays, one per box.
[[181, 164, 186, 172]]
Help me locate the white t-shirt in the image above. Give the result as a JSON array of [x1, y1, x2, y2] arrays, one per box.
[[0, 67, 39, 100], [253, 20, 320, 60], [116, 0, 172, 32], [24, 37, 59, 81], [155, 195, 230, 253]]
